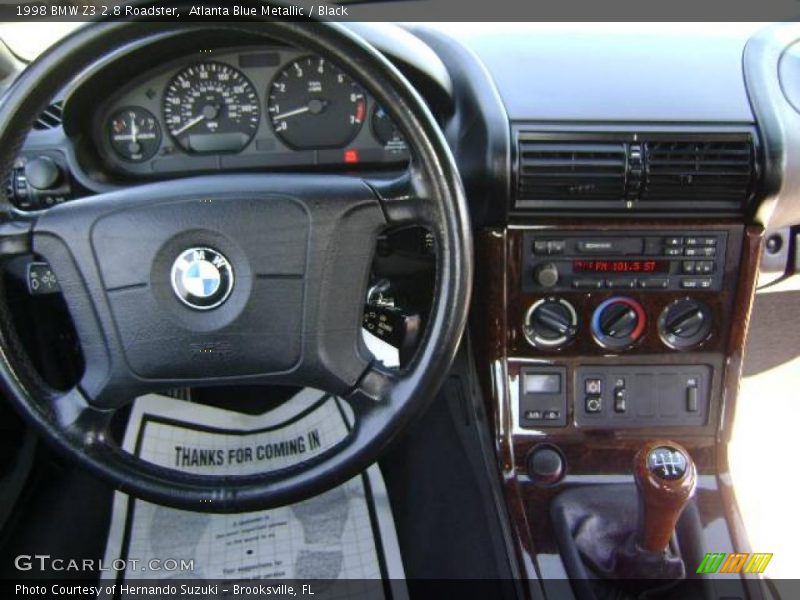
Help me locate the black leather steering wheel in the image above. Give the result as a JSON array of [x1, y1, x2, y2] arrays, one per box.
[[0, 15, 472, 511]]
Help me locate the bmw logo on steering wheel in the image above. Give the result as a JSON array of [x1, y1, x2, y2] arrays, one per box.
[[170, 247, 234, 310]]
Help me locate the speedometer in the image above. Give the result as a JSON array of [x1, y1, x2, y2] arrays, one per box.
[[267, 56, 366, 149], [163, 62, 260, 154]]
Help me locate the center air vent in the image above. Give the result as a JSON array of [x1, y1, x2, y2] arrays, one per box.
[[642, 140, 754, 202], [518, 140, 627, 202], [515, 130, 757, 213]]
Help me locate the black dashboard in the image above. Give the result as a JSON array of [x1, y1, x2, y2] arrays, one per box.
[[5, 23, 800, 237]]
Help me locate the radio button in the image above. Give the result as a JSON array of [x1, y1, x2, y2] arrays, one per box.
[[680, 278, 712, 289], [697, 261, 714, 274], [685, 247, 717, 257], [682, 261, 697, 274], [639, 278, 669, 289], [664, 247, 683, 257], [605, 277, 637, 288], [533, 239, 566, 255], [573, 278, 604, 289], [686, 236, 717, 246], [665, 237, 683, 246]]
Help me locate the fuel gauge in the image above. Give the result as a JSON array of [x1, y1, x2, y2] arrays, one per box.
[[108, 107, 161, 162]]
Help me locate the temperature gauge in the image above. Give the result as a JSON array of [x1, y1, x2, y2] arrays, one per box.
[[107, 107, 161, 162]]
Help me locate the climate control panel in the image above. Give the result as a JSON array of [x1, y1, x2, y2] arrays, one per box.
[[523, 231, 727, 292], [522, 294, 713, 352]]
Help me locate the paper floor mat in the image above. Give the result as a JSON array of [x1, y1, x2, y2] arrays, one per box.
[[101, 390, 407, 599]]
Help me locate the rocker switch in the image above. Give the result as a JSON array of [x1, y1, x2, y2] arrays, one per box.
[[614, 384, 627, 413], [686, 380, 699, 413]]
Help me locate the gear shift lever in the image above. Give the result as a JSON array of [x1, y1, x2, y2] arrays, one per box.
[[633, 440, 697, 553], [551, 439, 700, 596]]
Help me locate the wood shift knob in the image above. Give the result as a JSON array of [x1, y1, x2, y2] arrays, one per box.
[[633, 440, 697, 553]]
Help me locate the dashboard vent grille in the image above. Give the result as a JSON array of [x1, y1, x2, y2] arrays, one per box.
[[642, 141, 754, 202], [33, 102, 63, 131], [514, 130, 758, 213], [517, 140, 627, 201]]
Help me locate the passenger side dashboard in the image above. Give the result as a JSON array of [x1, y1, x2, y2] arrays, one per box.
[[426, 22, 795, 598]]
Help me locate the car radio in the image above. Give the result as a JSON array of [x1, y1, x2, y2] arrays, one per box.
[[522, 231, 727, 292]]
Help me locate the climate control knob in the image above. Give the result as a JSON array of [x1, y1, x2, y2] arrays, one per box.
[[523, 297, 578, 349], [591, 296, 646, 350], [658, 298, 712, 350], [534, 262, 560, 288]]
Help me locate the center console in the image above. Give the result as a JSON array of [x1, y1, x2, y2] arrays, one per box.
[[515, 227, 734, 432], [474, 220, 763, 599]]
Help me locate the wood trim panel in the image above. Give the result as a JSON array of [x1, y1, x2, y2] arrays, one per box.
[[472, 221, 765, 591]]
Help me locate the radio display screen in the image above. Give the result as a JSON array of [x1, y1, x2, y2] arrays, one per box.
[[572, 260, 670, 274]]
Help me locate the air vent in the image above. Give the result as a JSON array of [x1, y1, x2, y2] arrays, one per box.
[[514, 130, 757, 213], [642, 140, 754, 202], [517, 140, 627, 202], [33, 102, 63, 131]]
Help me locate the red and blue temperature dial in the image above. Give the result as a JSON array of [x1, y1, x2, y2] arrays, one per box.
[[591, 297, 646, 350]]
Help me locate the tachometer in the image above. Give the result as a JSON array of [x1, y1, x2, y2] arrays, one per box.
[[163, 62, 260, 154], [267, 56, 366, 149]]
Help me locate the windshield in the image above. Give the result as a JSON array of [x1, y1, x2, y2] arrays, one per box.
[[0, 22, 82, 61], [0, 21, 766, 63]]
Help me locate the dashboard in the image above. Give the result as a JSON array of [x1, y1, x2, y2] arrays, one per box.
[[94, 47, 409, 177], [3, 20, 800, 593]]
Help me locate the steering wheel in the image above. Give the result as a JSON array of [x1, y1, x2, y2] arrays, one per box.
[[0, 17, 472, 511]]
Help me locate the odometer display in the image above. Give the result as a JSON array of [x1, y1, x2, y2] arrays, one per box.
[[267, 56, 366, 149], [573, 260, 670, 273], [163, 62, 260, 154]]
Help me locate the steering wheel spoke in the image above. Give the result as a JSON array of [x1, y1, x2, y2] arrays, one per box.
[[367, 165, 439, 228], [0, 218, 34, 258], [50, 387, 116, 445]]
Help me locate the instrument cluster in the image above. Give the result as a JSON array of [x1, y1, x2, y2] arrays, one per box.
[[94, 48, 409, 177]]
